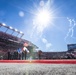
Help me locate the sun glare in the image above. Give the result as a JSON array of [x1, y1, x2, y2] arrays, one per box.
[[32, 0, 54, 35], [36, 9, 52, 25]]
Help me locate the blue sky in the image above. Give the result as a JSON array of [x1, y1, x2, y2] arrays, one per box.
[[0, 0, 76, 52]]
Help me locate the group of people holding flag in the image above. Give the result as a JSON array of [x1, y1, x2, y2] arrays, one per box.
[[8, 42, 30, 60]]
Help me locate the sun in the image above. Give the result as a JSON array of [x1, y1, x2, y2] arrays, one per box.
[[36, 9, 52, 26], [33, 9, 53, 34], [32, 0, 54, 35]]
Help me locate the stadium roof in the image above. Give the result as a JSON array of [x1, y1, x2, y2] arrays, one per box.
[[0, 23, 38, 50], [0, 23, 24, 38]]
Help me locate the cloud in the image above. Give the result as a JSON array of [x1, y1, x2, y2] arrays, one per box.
[[42, 38, 48, 44], [65, 18, 76, 41], [42, 38, 52, 49], [46, 43, 52, 49]]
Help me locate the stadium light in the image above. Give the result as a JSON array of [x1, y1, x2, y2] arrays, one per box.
[[16, 31, 20, 37], [20, 31, 23, 34], [0, 23, 6, 27], [14, 31, 24, 38], [2, 23, 6, 26], [15, 29, 22, 36], [0, 22, 24, 38], [0, 23, 10, 33], [9, 26, 15, 35], [19, 31, 24, 38], [14, 29, 18, 32], [9, 26, 13, 29], [14, 29, 24, 37]]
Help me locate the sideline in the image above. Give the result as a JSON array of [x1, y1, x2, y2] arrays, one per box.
[[0, 60, 76, 64]]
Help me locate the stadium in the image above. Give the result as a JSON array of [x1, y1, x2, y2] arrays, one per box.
[[0, 23, 76, 60], [0, 23, 76, 75], [0, 0, 76, 75], [0, 23, 38, 60]]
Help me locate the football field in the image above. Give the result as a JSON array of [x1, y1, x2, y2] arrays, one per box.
[[0, 60, 76, 75]]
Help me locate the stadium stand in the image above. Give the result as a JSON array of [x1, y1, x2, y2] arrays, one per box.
[[0, 23, 38, 60], [40, 52, 67, 59], [0, 23, 76, 60]]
